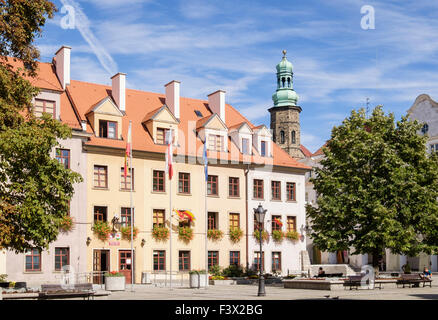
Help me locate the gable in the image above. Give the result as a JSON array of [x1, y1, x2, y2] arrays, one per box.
[[204, 114, 228, 131], [92, 97, 124, 117], [152, 105, 179, 124], [255, 125, 272, 137]]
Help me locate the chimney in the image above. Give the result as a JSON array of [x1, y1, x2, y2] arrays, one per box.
[[208, 90, 226, 123], [111, 73, 126, 111], [81, 120, 87, 131], [55, 46, 71, 89], [165, 80, 180, 119]]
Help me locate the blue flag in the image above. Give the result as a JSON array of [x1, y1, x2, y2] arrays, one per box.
[[203, 143, 208, 181]]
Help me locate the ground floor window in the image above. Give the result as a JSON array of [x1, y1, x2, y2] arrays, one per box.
[[55, 247, 69, 271], [208, 251, 219, 269], [153, 250, 166, 271], [179, 251, 190, 271], [253, 251, 264, 272], [25, 249, 41, 271], [272, 252, 281, 272], [230, 251, 240, 266]]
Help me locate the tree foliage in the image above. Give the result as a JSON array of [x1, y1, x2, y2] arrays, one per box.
[[307, 106, 438, 263], [0, 0, 82, 252]]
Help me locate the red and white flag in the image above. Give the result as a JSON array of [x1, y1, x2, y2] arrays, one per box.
[[165, 130, 173, 180], [124, 122, 132, 178]]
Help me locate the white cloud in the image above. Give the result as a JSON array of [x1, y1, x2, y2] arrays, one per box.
[[179, 0, 218, 19]]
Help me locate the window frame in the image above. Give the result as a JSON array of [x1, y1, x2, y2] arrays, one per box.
[[253, 179, 264, 199], [99, 120, 118, 139], [120, 167, 134, 191], [271, 181, 281, 201], [34, 98, 56, 119], [56, 149, 70, 169], [229, 213, 240, 230], [153, 250, 166, 271], [254, 251, 264, 272], [271, 215, 282, 232], [229, 251, 240, 266], [207, 175, 218, 196], [152, 170, 165, 193], [153, 209, 165, 228], [55, 247, 70, 271], [156, 127, 170, 145], [287, 216, 297, 232], [228, 177, 240, 198], [25, 249, 41, 272], [208, 251, 219, 269], [94, 206, 108, 222], [94, 165, 108, 189], [286, 182, 296, 201], [272, 252, 282, 272], [178, 172, 191, 194], [208, 212, 218, 230], [178, 251, 191, 271], [120, 207, 133, 227], [260, 141, 266, 156]]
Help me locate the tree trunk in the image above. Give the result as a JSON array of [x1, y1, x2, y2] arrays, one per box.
[[372, 249, 381, 268]]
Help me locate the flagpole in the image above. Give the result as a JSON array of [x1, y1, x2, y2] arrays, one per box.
[[129, 120, 134, 292], [205, 171, 208, 288], [169, 171, 173, 290]]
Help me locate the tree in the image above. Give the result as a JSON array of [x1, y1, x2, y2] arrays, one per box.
[[0, 0, 82, 252], [307, 106, 438, 266]]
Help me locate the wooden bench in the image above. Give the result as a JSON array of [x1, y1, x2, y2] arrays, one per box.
[[40, 283, 96, 300], [397, 274, 432, 288], [344, 275, 382, 290]]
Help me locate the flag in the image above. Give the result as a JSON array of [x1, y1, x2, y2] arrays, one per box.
[[174, 209, 195, 222], [203, 142, 208, 181], [124, 122, 132, 178], [165, 130, 173, 180], [273, 218, 283, 227]]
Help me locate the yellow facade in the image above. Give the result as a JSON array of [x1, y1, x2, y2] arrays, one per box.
[[86, 149, 246, 283]]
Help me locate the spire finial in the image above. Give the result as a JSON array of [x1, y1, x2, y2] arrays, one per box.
[[282, 49, 287, 58]]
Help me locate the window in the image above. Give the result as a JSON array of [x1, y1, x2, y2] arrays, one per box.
[[242, 138, 250, 155], [287, 182, 296, 201], [208, 134, 223, 152], [94, 165, 108, 188], [178, 172, 190, 194], [153, 250, 166, 271], [178, 212, 192, 228], [261, 141, 266, 156], [56, 149, 70, 169], [422, 123, 429, 135], [25, 249, 41, 271], [254, 214, 264, 231], [194, 110, 203, 118], [153, 170, 165, 192], [34, 99, 55, 118], [55, 248, 69, 271], [99, 120, 117, 139], [280, 131, 285, 144], [120, 167, 134, 190], [229, 177, 240, 197], [287, 216, 296, 232], [291, 131, 296, 144], [208, 212, 217, 230], [94, 206, 107, 222], [253, 179, 264, 199], [156, 127, 169, 145], [153, 209, 165, 228], [120, 207, 132, 227], [430, 144, 438, 153], [254, 251, 264, 271], [272, 252, 282, 272], [272, 215, 282, 231], [208, 251, 219, 269], [229, 213, 240, 230], [207, 175, 218, 196], [179, 251, 190, 271], [230, 251, 240, 266], [271, 181, 281, 200]]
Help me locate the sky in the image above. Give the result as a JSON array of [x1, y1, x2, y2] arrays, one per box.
[[36, 0, 438, 153]]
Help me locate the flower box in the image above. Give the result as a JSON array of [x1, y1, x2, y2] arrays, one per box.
[[104, 272, 126, 291]]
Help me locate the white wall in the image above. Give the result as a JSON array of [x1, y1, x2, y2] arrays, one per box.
[[0, 250, 6, 275], [247, 168, 306, 275]]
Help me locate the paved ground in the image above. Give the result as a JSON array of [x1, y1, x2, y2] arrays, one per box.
[[95, 283, 438, 300]]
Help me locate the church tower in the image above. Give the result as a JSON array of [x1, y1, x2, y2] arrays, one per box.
[[268, 50, 304, 159]]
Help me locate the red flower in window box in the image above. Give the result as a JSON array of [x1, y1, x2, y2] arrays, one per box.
[[59, 215, 74, 233], [121, 226, 139, 240], [207, 229, 224, 241]]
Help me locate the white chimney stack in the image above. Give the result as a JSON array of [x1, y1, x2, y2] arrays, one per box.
[[111, 73, 126, 112], [208, 90, 226, 123], [165, 80, 180, 119], [55, 46, 71, 89]]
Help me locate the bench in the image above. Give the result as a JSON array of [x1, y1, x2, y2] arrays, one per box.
[[40, 283, 96, 300], [343, 275, 382, 290], [397, 274, 432, 288], [316, 273, 344, 278]]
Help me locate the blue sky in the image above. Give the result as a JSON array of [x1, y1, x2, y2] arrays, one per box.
[[36, 0, 438, 153]]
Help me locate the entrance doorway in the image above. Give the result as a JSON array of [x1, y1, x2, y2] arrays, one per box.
[[93, 249, 110, 284], [119, 250, 134, 284]]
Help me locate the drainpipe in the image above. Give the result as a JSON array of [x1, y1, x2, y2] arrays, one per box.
[[245, 164, 250, 271]]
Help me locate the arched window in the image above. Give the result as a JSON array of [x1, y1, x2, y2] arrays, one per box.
[[422, 123, 429, 135], [287, 77, 291, 88], [281, 77, 285, 88], [291, 130, 296, 144], [280, 130, 285, 144]]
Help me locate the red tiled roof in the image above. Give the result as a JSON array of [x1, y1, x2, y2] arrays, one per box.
[[313, 142, 328, 157], [300, 145, 312, 158]]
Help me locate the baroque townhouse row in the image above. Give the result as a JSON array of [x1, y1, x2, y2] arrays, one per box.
[[4, 46, 310, 286]]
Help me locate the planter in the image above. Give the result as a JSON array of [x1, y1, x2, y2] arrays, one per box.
[[105, 276, 126, 291], [209, 279, 236, 285], [189, 273, 208, 288]]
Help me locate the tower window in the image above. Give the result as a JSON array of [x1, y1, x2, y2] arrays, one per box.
[[280, 131, 285, 144], [281, 77, 285, 88], [287, 77, 291, 88], [291, 131, 296, 144]]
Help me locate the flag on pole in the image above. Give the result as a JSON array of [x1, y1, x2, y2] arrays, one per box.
[[165, 129, 173, 180], [273, 217, 283, 228], [124, 122, 132, 178], [203, 142, 208, 181]]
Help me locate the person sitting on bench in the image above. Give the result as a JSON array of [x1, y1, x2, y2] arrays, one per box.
[[422, 267, 432, 280], [402, 262, 411, 274], [318, 267, 326, 277]]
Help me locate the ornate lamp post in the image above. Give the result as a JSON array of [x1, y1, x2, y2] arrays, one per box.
[[254, 203, 267, 297]]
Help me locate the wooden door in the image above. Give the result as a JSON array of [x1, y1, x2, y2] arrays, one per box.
[[119, 250, 133, 284], [93, 250, 109, 284]]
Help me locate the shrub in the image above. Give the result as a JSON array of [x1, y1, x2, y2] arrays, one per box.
[[178, 226, 194, 243], [207, 229, 224, 241], [229, 228, 243, 243], [285, 230, 299, 241], [152, 226, 169, 241], [253, 230, 269, 243], [209, 265, 222, 277], [0, 274, 7, 283], [211, 275, 225, 280], [271, 230, 284, 243], [105, 271, 124, 277], [121, 226, 139, 240], [59, 215, 74, 233], [92, 221, 111, 241], [222, 264, 245, 277]]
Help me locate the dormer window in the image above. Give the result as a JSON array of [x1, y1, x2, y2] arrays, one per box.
[[261, 141, 267, 156], [242, 138, 250, 155], [156, 127, 170, 145], [34, 99, 55, 119], [208, 134, 223, 152], [99, 120, 117, 139]]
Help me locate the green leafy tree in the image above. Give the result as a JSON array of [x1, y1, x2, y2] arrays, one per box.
[[307, 106, 438, 266], [0, 0, 82, 252]]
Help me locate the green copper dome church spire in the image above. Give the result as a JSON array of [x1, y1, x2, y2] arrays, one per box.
[[272, 50, 299, 107]]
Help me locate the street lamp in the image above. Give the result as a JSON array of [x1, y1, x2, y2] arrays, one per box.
[[254, 203, 267, 297]]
